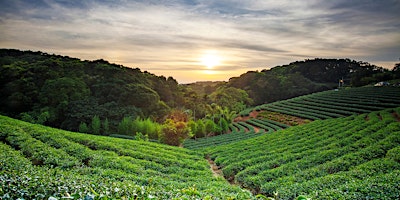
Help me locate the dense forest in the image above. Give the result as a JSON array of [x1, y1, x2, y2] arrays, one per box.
[[1, 49, 399, 145]]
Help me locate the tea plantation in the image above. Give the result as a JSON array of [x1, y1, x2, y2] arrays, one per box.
[[1, 86, 400, 199], [251, 87, 400, 120], [206, 107, 400, 199], [0, 116, 252, 199]]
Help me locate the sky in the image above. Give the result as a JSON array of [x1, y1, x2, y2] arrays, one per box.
[[0, 0, 399, 83]]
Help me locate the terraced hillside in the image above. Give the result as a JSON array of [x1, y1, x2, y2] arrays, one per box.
[[206, 108, 400, 199], [183, 120, 288, 150], [248, 86, 400, 120], [0, 115, 252, 199], [185, 87, 400, 149]]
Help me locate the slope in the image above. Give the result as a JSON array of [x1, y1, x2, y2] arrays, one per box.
[[0, 115, 252, 199], [228, 58, 397, 105], [206, 107, 400, 199], [242, 86, 400, 120], [185, 87, 400, 150]]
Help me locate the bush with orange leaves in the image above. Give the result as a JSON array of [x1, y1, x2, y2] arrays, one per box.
[[161, 110, 191, 146]]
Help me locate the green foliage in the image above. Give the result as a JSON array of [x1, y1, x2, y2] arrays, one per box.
[[204, 119, 217, 136], [117, 116, 134, 136], [117, 117, 163, 141], [210, 86, 253, 112], [187, 120, 197, 138], [194, 119, 206, 138], [0, 49, 182, 134], [20, 112, 35, 123], [205, 108, 400, 199], [228, 58, 396, 105], [91, 115, 101, 135], [251, 87, 400, 121], [103, 118, 109, 135], [162, 119, 190, 146], [218, 117, 229, 134], [183, 122, 265, 150], [0, 115, 253, 199], [78, 122, 89, 133], [134, 132, 149, 141]]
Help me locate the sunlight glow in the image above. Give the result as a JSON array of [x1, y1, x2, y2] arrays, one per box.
[[200, 51, 221, 69]]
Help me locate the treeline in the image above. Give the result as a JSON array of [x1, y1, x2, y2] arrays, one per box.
[[228, 58, 400, 105], [0, 49, 251, 145]]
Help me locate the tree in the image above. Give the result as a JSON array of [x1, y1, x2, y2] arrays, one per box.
[[204, 119, 217, 136], [91, 115, 101, 135], [195, 120, 206, 138], [218, 118, 229, 134], [210, 86, 253, 112], [161, 110, 191, 146], [79, 122, 89, 133], [187, 120, 197, 138], [118, 117, 134, 136], [103, 118, 109, 135], [162, 119, 190, 146]]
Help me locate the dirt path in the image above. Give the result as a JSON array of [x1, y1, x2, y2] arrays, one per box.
[[206, 156, 224, 178]]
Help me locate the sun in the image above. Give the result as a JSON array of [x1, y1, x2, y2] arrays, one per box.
[[200, 51, 221, 69]]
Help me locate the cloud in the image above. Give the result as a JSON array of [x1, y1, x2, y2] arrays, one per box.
[[0, 0, 399, 83]]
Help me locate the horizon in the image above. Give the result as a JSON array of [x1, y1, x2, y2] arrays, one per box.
[[1, 0, 399, 83]]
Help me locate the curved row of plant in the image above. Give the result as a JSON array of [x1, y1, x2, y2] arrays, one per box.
[[184, 111, 291, 150], [0, 115, 253, 199], [206, 107, 400, 199], [183, 122, 268, 150], [240, 87, 400, 120]]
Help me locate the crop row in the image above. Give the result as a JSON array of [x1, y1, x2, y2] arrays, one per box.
[[183, 122, 266, 150], [246, 118, 287, 132], [254, 87, 400, 121], [206, 108, 400, 199], [0, 115, 253, 199], [184, 118, 291, 150], [259, 104, 323, 120]]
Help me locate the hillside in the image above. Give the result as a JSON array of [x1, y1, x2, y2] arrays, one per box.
[[245, 86, 400, 120], [0, 49, 254, 144], [206, 107, 400, 199], [0, 49, 184, 132], [228, 58, 399, 105], [184, 87, 400, 149], [0, 115, 252, 199]]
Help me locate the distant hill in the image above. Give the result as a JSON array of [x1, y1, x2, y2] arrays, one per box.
[[228, 58, 399, 105], [183, 81, 225, 96]]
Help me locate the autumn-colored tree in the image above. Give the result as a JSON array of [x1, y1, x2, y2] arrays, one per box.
[[161, 110, 191, 146]]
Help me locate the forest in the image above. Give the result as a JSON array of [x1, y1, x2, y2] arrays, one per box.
[[1, 49, 399, 145]]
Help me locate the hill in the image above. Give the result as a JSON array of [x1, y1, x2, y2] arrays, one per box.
[[0, 49, 185, 133], [228, 58, 399, 105], [0, 115, 252, 199]]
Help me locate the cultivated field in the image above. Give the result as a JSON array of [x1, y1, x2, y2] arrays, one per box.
[[0, 116, 251, 199], [2, 86, 400, 199], [206, 108, 400, 199]]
